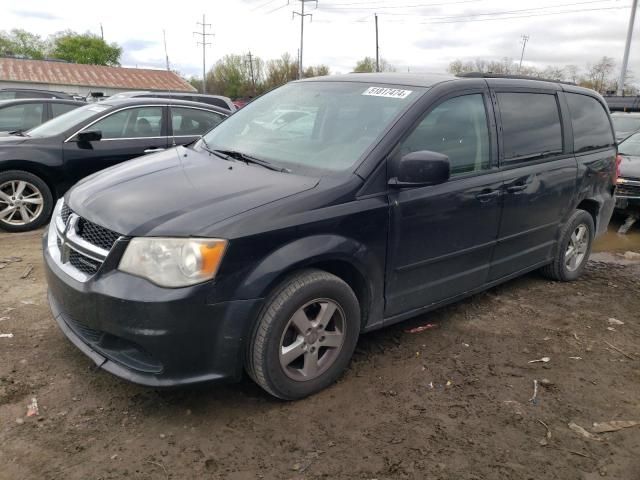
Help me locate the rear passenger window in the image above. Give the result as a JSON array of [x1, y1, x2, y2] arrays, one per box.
[[51, 103, 79, 117], [171, 107, 225, 136], [565, 93, 614, 152], [400, 94, 490, 176], [498, 93, 563, 162]]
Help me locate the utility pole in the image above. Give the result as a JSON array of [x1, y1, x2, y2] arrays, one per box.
[[375, 14, 380, 73], [163, 30, 170, 71], [246, 51, 256, 96], [194, 14, 214, 94], [293, 0, 317, 79], [618, 0, 638, 96], [518, 34, 529, 72], [100, 23, 104, 41]]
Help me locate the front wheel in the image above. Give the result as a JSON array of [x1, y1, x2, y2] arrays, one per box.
[[246, 269, 361, 400], [541, 209, 595, 281], [0, 170, 53, 232]]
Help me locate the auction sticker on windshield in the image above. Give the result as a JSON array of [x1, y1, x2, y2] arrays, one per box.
[[362, 87, 413, 99]]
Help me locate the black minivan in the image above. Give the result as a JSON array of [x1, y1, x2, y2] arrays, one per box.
[[44, 73, 617, 399]]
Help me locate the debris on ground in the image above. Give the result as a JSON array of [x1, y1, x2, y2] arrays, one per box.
[[528, 357, 551, 364], [0, 333, 14, 338], [405, 323, 438, 334], [603, 340, 635, 360], [569, 356, 583, 360], [608, 317, 625, 326], [26, 397, 39, 417], [622, 250, 640, 260], [529, 379, 539, 405], [568, 422, 602, 441], [20, 264, 33, 279], [538, 419, 552, 445], [591, 420, 640, 433]]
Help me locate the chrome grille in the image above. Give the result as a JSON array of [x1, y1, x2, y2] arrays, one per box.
[[60, 203, 71, 223], [49, 201, 123, 282], [77, 218, 121, 251], [69, 250, 101, 275], [617, 182, 640, 197]]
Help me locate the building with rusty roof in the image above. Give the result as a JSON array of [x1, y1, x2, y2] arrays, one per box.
[[0, 57, 196, 97]]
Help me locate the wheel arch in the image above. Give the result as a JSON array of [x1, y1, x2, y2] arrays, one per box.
[[575, 198, 600, 232], [0, 160, 59, 198], [236, 234, 381, 331]]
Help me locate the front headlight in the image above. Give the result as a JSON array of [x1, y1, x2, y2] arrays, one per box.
[[119, 237, 227, 288]]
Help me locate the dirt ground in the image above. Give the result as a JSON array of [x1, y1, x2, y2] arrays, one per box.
[[1, 221, 639, 480]]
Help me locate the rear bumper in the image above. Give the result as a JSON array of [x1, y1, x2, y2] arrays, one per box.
[[44, 236, 263, 388]]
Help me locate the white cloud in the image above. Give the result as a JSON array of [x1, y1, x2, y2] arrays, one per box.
[[2, 0, 639, 83]]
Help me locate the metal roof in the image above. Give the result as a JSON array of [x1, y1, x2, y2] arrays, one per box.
[[0, 57, 196, 92]]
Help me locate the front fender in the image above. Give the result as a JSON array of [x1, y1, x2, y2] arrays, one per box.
[[234, 234, 384, 329]]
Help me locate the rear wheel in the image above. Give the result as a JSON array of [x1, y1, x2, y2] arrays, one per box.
[[246, 269, 360, 400], [0, 170, 53, 232], [541, 209, 594, 281]]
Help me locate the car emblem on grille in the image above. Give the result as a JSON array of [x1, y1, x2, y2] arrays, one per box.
[[60, 213, 80, 263]]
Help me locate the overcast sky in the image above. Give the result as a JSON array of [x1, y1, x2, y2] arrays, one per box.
[[2, 0, 638, 83]]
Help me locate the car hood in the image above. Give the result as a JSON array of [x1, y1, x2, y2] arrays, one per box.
[[0, 134, 29, 144], [619, 154, 640, 179], [67, 146, 319, 237]]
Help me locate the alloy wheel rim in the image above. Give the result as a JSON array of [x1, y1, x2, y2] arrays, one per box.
[[0, 180, 44, 226], [279, 298, 346, 381], [565, 224, 589, 272]]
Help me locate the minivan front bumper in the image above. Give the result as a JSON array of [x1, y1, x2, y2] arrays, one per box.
[[44, 236, 263, 387]]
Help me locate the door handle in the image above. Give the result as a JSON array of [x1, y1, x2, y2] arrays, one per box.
[[476, 189, 501, 202], [144, 147, 165, 153], [506, 184, 528, 193]]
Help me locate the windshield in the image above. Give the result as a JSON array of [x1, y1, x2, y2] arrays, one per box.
[[200, 81, 425, 174], [619, 132, 640, 156], [27, 103, 111, 138], [612, 115, 640, 133]]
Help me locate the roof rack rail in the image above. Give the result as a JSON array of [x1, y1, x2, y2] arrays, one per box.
[[456, 72, 576, 86]]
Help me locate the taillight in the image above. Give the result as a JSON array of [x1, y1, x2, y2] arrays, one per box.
[[614, 154, 622, 183]]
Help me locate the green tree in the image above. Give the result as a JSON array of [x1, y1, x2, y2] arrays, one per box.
[[303, 64, 330, 78], [0, 29, 46, 59], [50, 31, 121, 66], [264, 53, 299, 90], [353, 56, 395, 73]]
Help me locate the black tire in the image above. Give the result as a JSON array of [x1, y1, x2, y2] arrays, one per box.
[[541, 209, 595, 281], [246, 269, 361, 400], [0, 170, 53, 232]]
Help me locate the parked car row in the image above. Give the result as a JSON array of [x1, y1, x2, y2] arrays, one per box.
[[0, 98, 86, 134]]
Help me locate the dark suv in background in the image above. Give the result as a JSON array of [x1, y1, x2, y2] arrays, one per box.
[[108, 91, 236, 112], [44, 73, 617, 399]]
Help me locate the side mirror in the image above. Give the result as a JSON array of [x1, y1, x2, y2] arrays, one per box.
[[76, 130, 102, 143], [389, 150, 450, 187]]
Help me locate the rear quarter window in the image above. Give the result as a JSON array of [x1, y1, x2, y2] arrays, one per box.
[[566, 93, 615, 152], [497, 92, 563, 162]]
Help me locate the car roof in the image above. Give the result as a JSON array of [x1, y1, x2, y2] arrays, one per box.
[[0, 98, 85, 107], [297, 72, 456, 88], [99, 97, 231, 114]]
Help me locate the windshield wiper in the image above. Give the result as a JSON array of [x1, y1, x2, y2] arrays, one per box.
[[212, 149, 290, 173], [8, 129, 29, 137], [199, 137, 233, 161]]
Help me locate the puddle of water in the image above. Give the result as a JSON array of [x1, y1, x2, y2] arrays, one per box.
[[593, 213, 640, 253]]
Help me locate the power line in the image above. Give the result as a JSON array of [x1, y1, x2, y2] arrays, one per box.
[[265, 3, 289, 14], [250, 0, 279, 11], [351, 5, 631, 24], [359, 0, 626, 17], [319, 0, 483, 9]]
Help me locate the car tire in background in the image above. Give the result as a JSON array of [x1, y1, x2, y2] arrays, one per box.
[[541, 209, 595, 282], [246, 269, 361, 400], [0, 170, 53, 232]]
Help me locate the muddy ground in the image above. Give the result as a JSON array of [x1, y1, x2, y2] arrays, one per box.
[[1, 219, 639, 480]]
